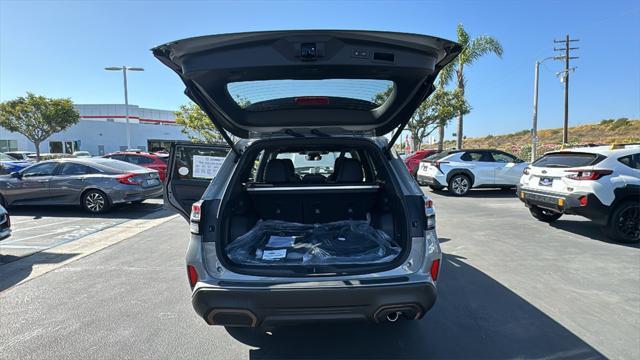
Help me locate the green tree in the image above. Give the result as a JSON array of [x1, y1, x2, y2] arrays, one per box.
[[450, 24, 503, 149], [0, 92, 79, 161], [175, 102, 221, 143], [373, 70, 469, 151]]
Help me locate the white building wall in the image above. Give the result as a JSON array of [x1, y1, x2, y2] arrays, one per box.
[[0, 104, 189, 155]]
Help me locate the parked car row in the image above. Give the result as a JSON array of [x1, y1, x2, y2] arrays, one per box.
[[407, 144, 639, 243], [0, 157, 163, 214]]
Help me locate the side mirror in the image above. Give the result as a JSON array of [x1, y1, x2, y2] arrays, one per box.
[[10, 171, 22, 178]]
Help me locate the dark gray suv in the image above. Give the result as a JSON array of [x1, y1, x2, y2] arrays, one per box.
[[155, 30, 460, 328]]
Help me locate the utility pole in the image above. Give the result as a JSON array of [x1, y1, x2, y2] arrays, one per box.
[[554, 35, 579, 144]]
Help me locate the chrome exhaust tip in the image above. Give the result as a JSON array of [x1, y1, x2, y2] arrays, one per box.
[[386, 311, 401, 322]]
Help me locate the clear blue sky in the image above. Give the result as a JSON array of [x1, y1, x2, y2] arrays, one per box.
[[1, 0, 638, 140]]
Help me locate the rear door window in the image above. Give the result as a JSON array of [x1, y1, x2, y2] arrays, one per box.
[[461, 151, 493, 162], [59, 163, 100, 175], [533, 152, 602, 168], [618, 154, 640, 170], [491, 151, 518, 163]]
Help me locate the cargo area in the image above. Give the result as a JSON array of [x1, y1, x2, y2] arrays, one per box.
[[212, 139, 410, 275]]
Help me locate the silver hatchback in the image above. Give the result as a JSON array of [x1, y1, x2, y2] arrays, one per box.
[[0, 158, 162, 213]]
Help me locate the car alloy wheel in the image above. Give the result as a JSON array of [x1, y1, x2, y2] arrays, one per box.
[[450, 175, 470, 195], [85, 192, 106, 212], [615, 204, 640, 242]]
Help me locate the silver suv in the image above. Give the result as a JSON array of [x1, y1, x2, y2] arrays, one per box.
[[155, 30, 460, 327]]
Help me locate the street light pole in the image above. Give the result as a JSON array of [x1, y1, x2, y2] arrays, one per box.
[[105, 66, 144, 151], [122, 67, 131, 150], [531, 57, 552, 162]]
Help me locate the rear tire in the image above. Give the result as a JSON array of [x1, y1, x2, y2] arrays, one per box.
[[529, 205, 562, 223], [82, 189, 111, 214], [606, 201, 640, 243], [448, 174, 471, 196]]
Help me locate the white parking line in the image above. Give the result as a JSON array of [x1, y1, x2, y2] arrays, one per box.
[[10, 219, 80, 233], [0, 226, 82, 245], [0, 245, 47, 249]]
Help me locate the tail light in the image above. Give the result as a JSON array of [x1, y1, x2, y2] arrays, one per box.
[[187, 265, 198, 288], [565, 169, 613, 180], [191, 200, 202, 222], [423, 196, 436, 230], [434, 161, 448, 174], [116, 173, 140, 185], [523, 167, 530, 175], [430, 259, 440, 281]]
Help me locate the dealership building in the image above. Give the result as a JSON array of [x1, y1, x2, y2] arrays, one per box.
[[0, 104, 190, 155]]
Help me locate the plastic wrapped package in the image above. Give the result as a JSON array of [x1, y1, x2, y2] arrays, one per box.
[[226, 220, 401, 266]]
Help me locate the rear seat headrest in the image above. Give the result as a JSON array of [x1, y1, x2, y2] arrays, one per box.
[[335, 158, 364, 183], [264, 159, 290, 183]]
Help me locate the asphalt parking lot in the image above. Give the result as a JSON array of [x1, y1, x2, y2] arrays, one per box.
[[0, 187, 638, 359], [0, 198, 165, 264]]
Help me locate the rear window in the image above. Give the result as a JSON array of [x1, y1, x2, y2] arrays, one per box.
[[533, 152, 602, 168], [424, 150, 460, 162], [226, 79, 394, 110], [92, 159, 144, 172]]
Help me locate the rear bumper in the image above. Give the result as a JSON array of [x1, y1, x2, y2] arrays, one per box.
[[517, 186, 610, 225], [416, 174, 443, 187], [111, 186, 163, 203], [192, 281, 437, 327]]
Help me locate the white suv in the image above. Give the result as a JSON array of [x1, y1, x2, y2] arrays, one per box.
[[517, 145, 640, 243], [416, 149, 528, 196]]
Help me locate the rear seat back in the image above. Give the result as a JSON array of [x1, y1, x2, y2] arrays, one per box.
[[335, 158, 364, 183], [264, 159, 298, 183]]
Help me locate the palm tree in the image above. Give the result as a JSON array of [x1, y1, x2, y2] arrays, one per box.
[[451, 24, 503, 149]]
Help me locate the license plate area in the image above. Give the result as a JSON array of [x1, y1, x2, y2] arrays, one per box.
[[538, 177, 554, 187], [524, 192, 562, 206]]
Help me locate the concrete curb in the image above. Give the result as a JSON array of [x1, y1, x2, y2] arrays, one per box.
[[0, 211, 179, 293]]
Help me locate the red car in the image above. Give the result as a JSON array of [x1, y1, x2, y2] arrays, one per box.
[[403, 149, 439, 178], [103, 151, 168, 182]]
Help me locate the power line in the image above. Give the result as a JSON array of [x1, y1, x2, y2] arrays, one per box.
[[553, 35, 579, 144]]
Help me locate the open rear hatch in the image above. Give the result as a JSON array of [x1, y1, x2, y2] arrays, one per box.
[[153, 30, 461, 150]]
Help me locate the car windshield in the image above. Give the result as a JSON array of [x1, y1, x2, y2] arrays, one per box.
[[533, 152, 602, 168], [0, 153, 18, 161]]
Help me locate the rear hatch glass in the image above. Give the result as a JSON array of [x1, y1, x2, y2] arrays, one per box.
[[227, 79, 393, 111], [532, 152, 602, 168]]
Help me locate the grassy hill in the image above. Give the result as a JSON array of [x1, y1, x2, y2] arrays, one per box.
[[433, 118, 639, 160]]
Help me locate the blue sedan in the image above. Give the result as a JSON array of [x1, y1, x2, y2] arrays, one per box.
[[0, 153, 32, 175]]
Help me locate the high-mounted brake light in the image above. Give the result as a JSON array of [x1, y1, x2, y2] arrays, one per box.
[[565, 169, 613, 180], [430, 259, 440, 281], [294, 96, 329, 106], [191, 201, 202, 222], [116, 173, 140, 185], [187, 265, 198, 288]]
